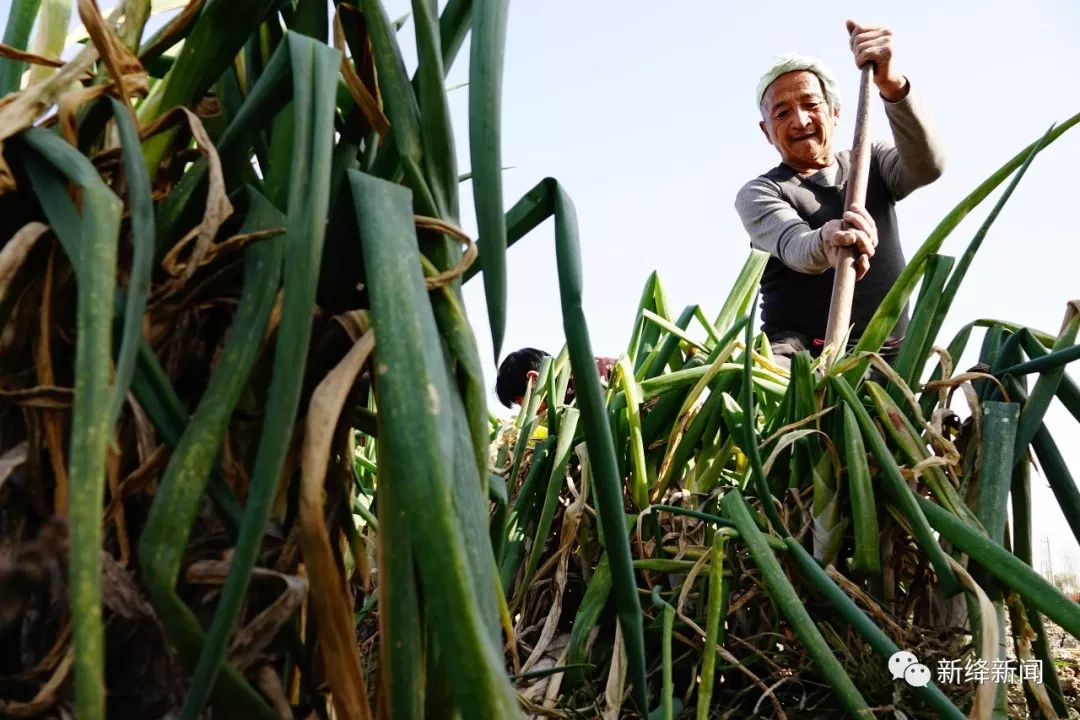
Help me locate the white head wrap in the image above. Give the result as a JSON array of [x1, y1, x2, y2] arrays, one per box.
[[755, 54, 842, 113]]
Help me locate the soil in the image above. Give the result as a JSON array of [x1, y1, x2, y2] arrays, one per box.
[[1006, 620, 1080, 718]]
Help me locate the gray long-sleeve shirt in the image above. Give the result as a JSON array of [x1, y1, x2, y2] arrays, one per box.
[[734, 88, 945, 342]]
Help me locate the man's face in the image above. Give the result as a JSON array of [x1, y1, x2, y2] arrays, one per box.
[[759, 71, 840, 173]]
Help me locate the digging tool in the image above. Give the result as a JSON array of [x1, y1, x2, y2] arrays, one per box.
[[823, 64, 873, 363]]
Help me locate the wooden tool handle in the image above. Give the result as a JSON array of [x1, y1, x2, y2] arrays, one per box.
[[823, 64, 874, 360]]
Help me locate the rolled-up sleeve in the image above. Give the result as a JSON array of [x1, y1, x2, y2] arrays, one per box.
[[735, 178, 831, 274]]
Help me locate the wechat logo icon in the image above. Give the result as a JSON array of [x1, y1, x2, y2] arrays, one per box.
[[889, 650, 931, 687]]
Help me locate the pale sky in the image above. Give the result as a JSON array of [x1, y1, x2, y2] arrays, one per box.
[[3, 0, 1078, 569]]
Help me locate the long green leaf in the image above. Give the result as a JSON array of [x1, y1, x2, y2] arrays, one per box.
[[22, 127, 121, 720], [997, 343, 1080, 376], [974, 402, 1019, 548], [919, 496, 1080, 639], [971, 401, 1019, 601], [358, 0, 438, 217], [376, 0, 494, 492], [437, 0, 472, 71], [842, 404, 879, 575], [976, 323, 1009, 402], [1016, 328, 1080, 424], [413, 0, 458, 219], [741, 296, 786, 535], [425, 279, 491, 500], [383, 0, 475, 187], [713, 249, 769, 334], [696, 531, 727, 720], [851, 112, 1080, 363], [104, 98, 154, 430], [469, 0, 510, 358], [377, 420, 425, 720], [614, 358, 649, 507], [626, 272, 659, 367], [0, 0, 43, 94], [641, 310, 707, 354], [487, 471, 508, 561], [1031, 424, 1080, 549], [897, 126, 1053, 388], [890, 253, 953, 391], [638, 359, 786, 401], [650, 587, 676, 720], [448, 369, 510, 691], [351, 169, 520, 717], [628, 272, 670, 371], [551, 179, 649, 712], [1013, 302, 1080, 457], [462, 178, 553, 284]]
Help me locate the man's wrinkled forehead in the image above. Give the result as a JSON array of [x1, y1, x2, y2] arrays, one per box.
[[760, 71, 829, 114]]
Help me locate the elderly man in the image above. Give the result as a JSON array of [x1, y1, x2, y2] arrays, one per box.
[[735, 20, 944, 360]]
